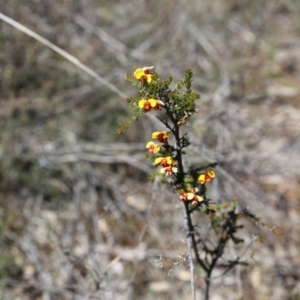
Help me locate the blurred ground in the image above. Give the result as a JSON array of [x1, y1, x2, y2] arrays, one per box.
[[0, 1, 300, 299]]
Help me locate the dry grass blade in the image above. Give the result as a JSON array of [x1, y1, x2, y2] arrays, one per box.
[[0, 12, 127, 99]]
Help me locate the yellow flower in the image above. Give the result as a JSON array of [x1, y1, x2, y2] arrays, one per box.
[[138, 99, 156, 112], [146, 141, 160, 154], [138, 99, 163, 113], [198, 170, 215, 184], [133, 66, 153, 83], [207, 170, 215, 178], [154, 156, 174, 167], [151, 131, 171, 144]]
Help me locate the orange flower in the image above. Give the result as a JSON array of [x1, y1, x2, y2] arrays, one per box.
[[179, 188, 203, 203], [151, 131, 171, 144], [146, 141, 160, 154], [160, 165, 178, 176], [138, 99, 163, 113], [198, 170, 215, 184], [133, 66, 153, 83]]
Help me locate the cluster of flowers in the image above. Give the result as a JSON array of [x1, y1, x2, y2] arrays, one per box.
[[133, 66, 164, 113], [133, 67, 215, 205], [177, 170, 215, 205], [146, 131, 178, 176]]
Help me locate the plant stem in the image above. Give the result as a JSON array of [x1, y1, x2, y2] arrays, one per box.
[[204, 270, 212, 300], [171, 114, 197, 299], [180, 191, 199, 299], [182, 201, 197, 300]]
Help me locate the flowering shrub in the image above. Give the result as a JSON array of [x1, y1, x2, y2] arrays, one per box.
[[118, 67, 281, 300]]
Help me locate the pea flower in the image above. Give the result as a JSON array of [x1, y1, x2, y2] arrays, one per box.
[[138, 98, 163, 113], [160, 165, 178, 176], [146, 141, 160, 154], [133, 66, 153, 83], [154, 156, 177, 176], [179, 188, 203, 204], [151, 131, 171, 145], [154, 156, 174, 167], [198, 170, 215, 184]]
